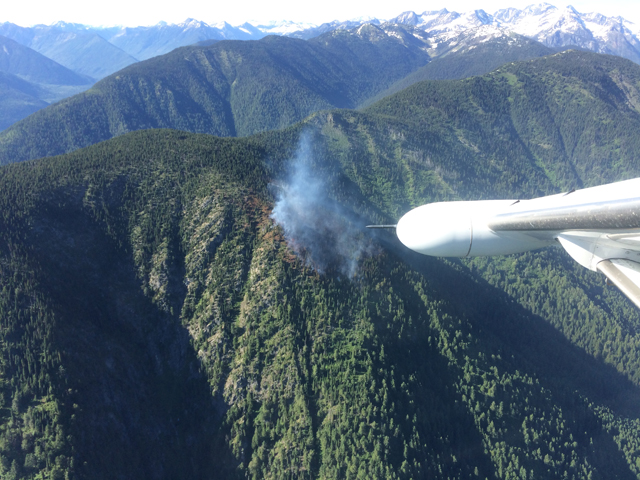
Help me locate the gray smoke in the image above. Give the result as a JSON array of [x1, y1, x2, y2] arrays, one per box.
[[270, 133, 375, 277]]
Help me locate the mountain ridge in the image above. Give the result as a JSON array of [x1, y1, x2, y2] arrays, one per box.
[[360, 27, 555, 107], [2, 2, 639, 78], [0, 22, 138, 79], [0, 35, 92, 86], [0, 35, 94, 130], [1, 2, 639, 133], [0, 28, 431, 164]]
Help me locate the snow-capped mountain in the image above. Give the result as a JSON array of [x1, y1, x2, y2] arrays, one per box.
[[288, 18, 383, 40], [256, 20, 317, 36], [100, 19, 265, 61], [425, 24, 528, 57], [332, 22, 430, 51], [390, 8, 493, 35], [382, 3, 640, 64], [498, 4, 640, 63], [288, 3, 640, 64]]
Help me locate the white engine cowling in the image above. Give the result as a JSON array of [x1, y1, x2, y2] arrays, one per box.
[[396, 200, 553, 257]]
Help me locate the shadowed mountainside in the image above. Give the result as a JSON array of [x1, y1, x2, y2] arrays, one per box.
[[0, 71, 48, 131]]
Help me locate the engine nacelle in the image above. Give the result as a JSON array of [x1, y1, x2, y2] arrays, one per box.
[[395, 200, 553, 257]]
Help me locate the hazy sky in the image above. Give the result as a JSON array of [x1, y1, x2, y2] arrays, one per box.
[[2, 0, 639, 28]]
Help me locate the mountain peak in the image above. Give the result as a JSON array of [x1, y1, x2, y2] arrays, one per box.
[[179, 18, 208, 28], [494, 7, 523, 22], [214, 21, 233, 30], [466, 9, 493, 24], [393, 11, 420, 25], [49, 21, 90, 31], [523, 3, 558, 15], [564, 5, 581, 15], [352, 22, 386, 39]]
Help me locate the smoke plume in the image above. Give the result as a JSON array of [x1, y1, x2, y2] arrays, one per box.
[[270, 133, 375, 277]]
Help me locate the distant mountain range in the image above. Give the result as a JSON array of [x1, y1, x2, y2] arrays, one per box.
[[0, 35, 93, 129], [8, 14, 636, 160], [1, 2, 638, 80], [0, 35, 91, 86], [1, 2, 639, 132], [386, 4, 640, 64], [288, 4, 640, 63], [0, 22, 137, 79], [97, 19, 264, 61]]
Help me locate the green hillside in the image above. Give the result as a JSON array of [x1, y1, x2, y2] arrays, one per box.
[[364, 50, 640, 191], [1, 49, 640, 479], [0, 28, 430, 166]]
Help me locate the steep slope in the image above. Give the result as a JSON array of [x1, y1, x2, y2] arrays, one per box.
[[0, 35, 92, 86], [0, 71, 48, 130], [361, 27, 554, 106], [0, 35, 94, 130], [0, 22, 138, 79], [1, 84, 640, 478], [364, 50, 640, 192], [0, 29, 430, 165]]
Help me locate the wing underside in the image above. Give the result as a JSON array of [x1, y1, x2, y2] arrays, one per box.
[[489, 197, 640, 309], [556, 231, 640, 308]]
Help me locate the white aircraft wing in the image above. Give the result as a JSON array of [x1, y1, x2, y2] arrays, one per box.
[[387, 177, 640, 309]]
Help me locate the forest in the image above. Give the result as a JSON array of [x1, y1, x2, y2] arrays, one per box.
[[0, 49, 639, 479]]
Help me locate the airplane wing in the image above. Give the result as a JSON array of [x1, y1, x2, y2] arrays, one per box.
[[393, 178, 640, 309], [487, 193, 640, 308], [556, 232, 640, 308]]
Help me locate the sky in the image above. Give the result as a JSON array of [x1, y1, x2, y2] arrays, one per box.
[[2, 0, 639, 28]]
